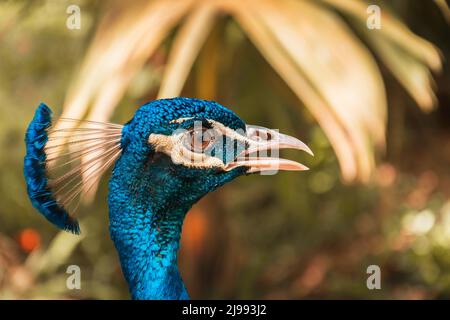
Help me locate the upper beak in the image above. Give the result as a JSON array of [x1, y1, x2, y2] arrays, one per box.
[[225, 125, 313, 173]]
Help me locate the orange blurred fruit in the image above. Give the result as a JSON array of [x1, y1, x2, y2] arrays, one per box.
[[17, 228, 41, 253]]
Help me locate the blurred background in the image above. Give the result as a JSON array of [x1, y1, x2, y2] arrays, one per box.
[[0, 0, 449, 299]]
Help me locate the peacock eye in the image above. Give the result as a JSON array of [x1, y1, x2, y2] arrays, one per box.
[[184, 127, 216, 153]]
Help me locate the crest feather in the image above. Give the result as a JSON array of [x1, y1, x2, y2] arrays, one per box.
[[24, 103, 123, 234]]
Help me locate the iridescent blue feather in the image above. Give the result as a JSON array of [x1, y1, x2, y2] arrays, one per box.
[[24, 103, 80, 234]]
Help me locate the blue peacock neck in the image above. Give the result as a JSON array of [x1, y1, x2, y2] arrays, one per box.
[[108, 138, 192, 300], [109, 200, 190, 300]]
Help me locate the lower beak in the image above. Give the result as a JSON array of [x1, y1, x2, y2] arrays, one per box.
[[225, 125, 313, 173]]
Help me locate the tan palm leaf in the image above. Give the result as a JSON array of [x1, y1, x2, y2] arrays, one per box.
[[54, 0, 441, 197]]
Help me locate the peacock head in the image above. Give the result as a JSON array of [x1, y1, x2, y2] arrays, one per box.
[[114, 98, 313, 209], [24, 97, 313, 234], [24, 97, 313, 299]]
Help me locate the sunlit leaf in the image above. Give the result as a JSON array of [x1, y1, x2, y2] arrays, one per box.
[[363, 29, 438, 110], [321, 0, 442, 110], [434, 0, 450, 23], [222, 0, 360, 181], [225, 0, 387, 181], [158, 2, 218, 98]]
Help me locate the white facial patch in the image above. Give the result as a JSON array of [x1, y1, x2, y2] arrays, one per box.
[[148, 119, 245, 169], [147, 118, 312, 173]]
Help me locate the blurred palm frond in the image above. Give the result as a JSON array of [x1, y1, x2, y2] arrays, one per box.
[[434, 0, 450, 23], [55, 0, 441, 190], [321, 0, 442, 111]]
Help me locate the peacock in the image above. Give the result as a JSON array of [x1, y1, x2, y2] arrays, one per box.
[[24, 97, 313, 299]]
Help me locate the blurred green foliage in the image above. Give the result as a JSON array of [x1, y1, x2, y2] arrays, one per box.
[[0, 0, 449, 299]]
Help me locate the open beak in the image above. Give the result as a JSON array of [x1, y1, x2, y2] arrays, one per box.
[[225, 125, 313, 173]]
